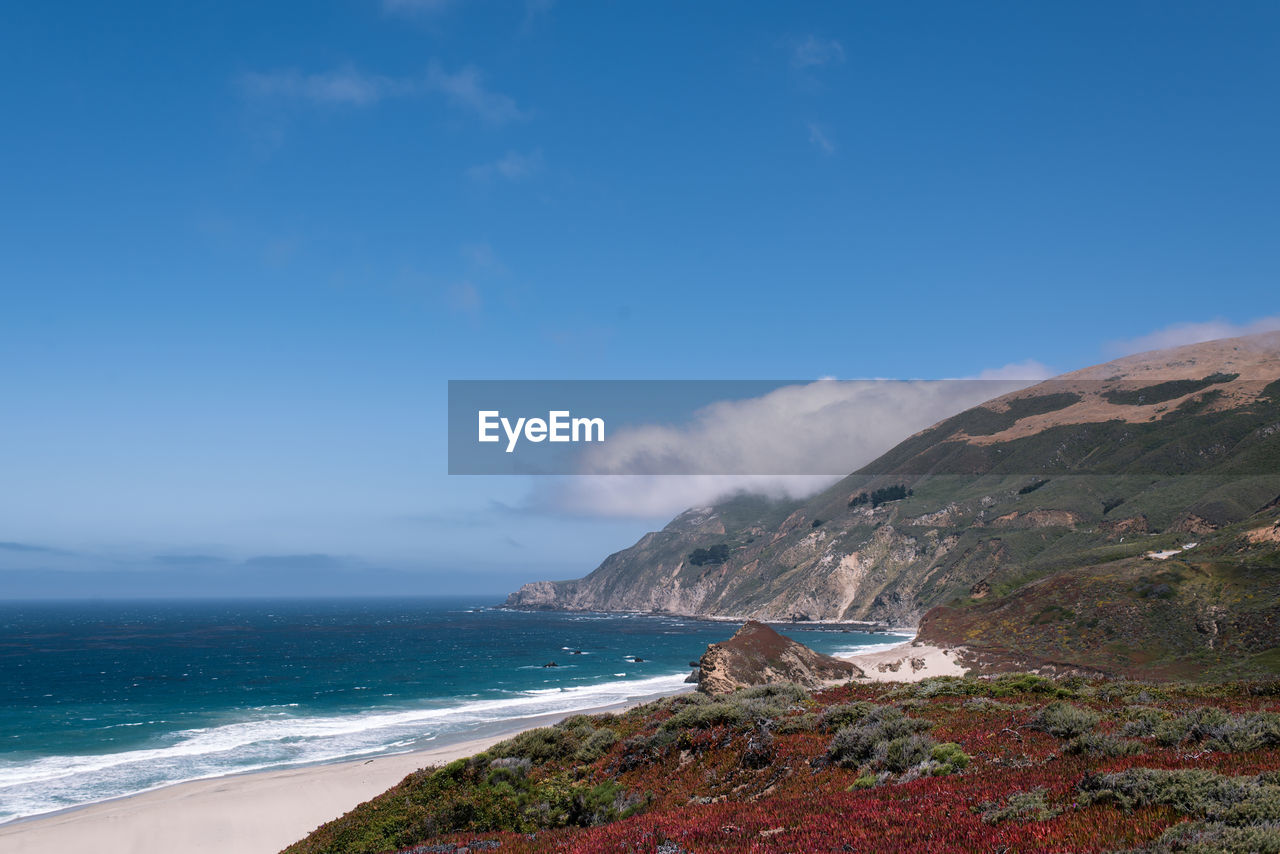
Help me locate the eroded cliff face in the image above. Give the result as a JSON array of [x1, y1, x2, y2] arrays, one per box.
[[507, 332, 1280, 628], [504, 500, 967, 623]]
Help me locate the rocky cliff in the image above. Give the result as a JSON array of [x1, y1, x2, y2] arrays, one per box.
[[507, 332, 1280, 677], [694, 621, 861, 694]]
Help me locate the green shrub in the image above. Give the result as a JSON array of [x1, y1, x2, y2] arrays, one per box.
[[1065, 732, 1144, 757], [619, 730, 677, 768], [437, 757, 468, 779], [820, 701, 877, 731], [738, 696, 799, 722], [659, 699, 748, 732], [733, 684, 810, 723], [736, 683, 810, 703], [775, 712, 820, 734], [492, 727, 576, 762], [1083, 769, 1280, 853], [486, 757, 531, 787], [1152, 707, 1280, 751], [870, 484, 911, 507], [1095, 682, 1167, 704], [962, 697, 1025, 712], [492, 716, 622, 764], [884, 734, 937, 772], [688, 544, 730, 565], [980, 788, 1060, 824], [1078, 768, 1258, 815], [827, 705, 934, 769], [1151, 821, 1280, 854], [885, 676, 970, 699], [574, 728, 618, 763], [660, 685, 811, 732], [962, 696, 1024, 717], [1033, 702, 1101, 738], [1206, 711, 1280, 751], [987, 673, 1074, 698], [568, 779, 641, 826], [1120, 706, 1171, 737], [928, 742, 971, 774], [1153, 707, 1232, 747], [886, 673, 1072, 700]]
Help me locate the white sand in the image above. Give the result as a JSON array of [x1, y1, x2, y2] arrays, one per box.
[[840, 640, 968, 682], [0, 738, 494, 854], [0, 698, 671, 854], [0, 636, 964, 854]]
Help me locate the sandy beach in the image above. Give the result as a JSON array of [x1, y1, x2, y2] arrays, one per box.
[[0, 698, 676, 854], [841, 639, 968, 682], [0, 736, 501, 854], [0, 639, 946, 854]]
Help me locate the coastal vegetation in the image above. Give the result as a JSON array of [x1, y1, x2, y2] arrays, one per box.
[[284, 674, 1280, 854], [687, 544, 730, 566], [847, 483, 913, 509]]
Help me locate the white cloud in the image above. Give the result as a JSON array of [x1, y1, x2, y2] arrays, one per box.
[[1106, 315, 1280, 356], [534, 475, 833, 519], [971, 360, 1056, 381], [792, 35, 845, 68], [528, 376, 1041, 518], [807, 122, 835, 154], [238, 66, 408, 106], [425, 62, 527, 124], [239, 61, 526, 124], [467, 149, 544, 182]]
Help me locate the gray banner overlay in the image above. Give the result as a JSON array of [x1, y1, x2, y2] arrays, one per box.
[[448, 377, 1280, 476]]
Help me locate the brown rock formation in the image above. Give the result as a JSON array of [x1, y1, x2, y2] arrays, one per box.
[[695, 621, 861, 694]]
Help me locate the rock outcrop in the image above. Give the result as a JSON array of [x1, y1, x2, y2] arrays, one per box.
[[695, 621, 861, 694]]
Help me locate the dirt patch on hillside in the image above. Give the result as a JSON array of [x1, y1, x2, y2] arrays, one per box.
[[960, 331, 1280, 445]]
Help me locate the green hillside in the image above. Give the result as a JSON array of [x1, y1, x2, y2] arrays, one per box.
[[506, 333, 1280, 678]]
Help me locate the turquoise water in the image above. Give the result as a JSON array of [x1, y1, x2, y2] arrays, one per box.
[[0, 598, 908, 822]]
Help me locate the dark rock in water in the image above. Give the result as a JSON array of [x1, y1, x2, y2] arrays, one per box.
[[569, 650, 584, 655], [684, 669, 700, 684], [696, 620, 862, 694], [543, 662, 558, 668], [632, 657, 645, 663], [688, 661, 700, 668]]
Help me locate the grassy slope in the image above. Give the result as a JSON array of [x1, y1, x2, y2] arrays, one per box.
[[284, 675, 1280, 854], [510, 378, 1280, 630], [920, 507, 1280, 680]]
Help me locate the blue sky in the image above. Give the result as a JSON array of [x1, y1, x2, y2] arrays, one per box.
[[1, 1, 1278, 597]]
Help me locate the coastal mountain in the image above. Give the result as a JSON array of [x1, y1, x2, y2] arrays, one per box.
[[507, 332, 1280, 678]]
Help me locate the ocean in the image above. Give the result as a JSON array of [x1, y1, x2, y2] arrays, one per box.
[[0, 597, 909, 823]]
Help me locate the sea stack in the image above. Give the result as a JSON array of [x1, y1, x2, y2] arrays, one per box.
[[695, 620, 862, 694]]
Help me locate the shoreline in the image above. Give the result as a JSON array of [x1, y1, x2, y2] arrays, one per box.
[[0, 691, 685, 854], [0, 625, 919, 854]]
